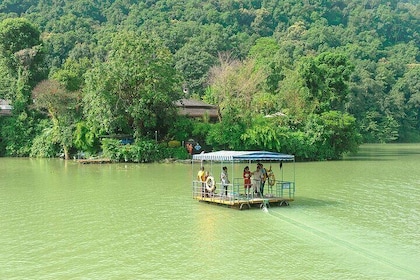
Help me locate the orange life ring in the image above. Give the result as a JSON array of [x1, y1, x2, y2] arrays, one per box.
[[205, 176, 216, 192]]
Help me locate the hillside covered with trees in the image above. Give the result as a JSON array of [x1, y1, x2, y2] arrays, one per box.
[[0, 0, 419, 160]]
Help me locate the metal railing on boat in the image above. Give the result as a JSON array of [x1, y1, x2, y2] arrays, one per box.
[[192, 178, 295, 210]]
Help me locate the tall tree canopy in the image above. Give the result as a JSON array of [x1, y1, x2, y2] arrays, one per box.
[[0, 0, 419, 159], [83, 31, 181, 139], [0, 17, 47, 157], [0, 17, 40, 55], [0, 17, 45, 100], [300, 52, 354, 114]]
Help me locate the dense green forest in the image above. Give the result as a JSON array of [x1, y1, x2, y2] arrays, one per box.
[[0, 0, 419, 161]]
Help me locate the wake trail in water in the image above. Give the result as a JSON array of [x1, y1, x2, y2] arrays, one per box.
[[267, 210, 418, 278]]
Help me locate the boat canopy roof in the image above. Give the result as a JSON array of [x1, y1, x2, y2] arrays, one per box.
[[192, 150, 294, 162]]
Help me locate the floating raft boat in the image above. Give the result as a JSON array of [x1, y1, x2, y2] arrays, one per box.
[[191, 150, 296, 210]]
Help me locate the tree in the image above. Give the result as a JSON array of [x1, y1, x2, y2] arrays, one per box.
[[347, 60, 389, 142], [240, 115, 285, 151], [206, 54, 267, 124], [32, 79, 80, 159], [303, 111, 361, 160], [0, 18, 47, 157], [248, 37, 283, 92], [0, 0, 35, 15], [388, 66, 420, 142], [299, 52, 354, 113], [174, 40, 216, 95], [173, 23, 229, 95], [0, 17, 46, 102], [52, 57, 91, 91], [0, 18, 41, 55], [0, 55, 16, 100], [206, 106, 246, 150], [83, 31, 181, 139]]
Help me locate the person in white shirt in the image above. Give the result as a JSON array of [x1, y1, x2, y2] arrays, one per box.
[[221, 166, 230, 196], [252, 165, 262, 197]]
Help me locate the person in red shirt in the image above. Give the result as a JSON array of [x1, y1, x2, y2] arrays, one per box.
[[243, 166, 251, 197]]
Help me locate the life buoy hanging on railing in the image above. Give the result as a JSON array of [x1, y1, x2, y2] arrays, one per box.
[[268, 173, 276, 186], [205, 176, 216, 192]]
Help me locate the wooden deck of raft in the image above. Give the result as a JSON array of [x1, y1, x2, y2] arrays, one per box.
[[194, 194, 294, 210]]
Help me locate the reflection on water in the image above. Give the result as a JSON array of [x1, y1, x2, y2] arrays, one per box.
[[0, 144, 419, 279]]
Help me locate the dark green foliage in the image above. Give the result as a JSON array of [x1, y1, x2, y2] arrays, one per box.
[[206, 107, 246, 150], [300, 52, 354, 113], [31, 79, 81, 159], [30, 125, 60, 158], [388, 67, 420, 142], [0, 0, 419, 160], [166, 146, 190, 160], [0, 18, 41, 55], [101, 138, 179, 162], [0, 112, 38, 156], [239, 112, 361, 160], [83, 31, 181, 139], [167, 116, 194, 143], [0, 18, 46, 89], [73, 121, 99, 154], [0, 18, 48, 157], [303, 111, 362, 160]]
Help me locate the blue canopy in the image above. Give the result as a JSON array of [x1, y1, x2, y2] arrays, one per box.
[[192, 150, 294, 162]]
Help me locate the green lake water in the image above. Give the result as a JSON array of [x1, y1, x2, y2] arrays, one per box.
[[0, 144, 419, 279]]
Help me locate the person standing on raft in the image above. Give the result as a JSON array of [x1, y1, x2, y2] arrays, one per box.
[[243, 166, 251, 197], [221, 166, 230, 197], [197, 166, 206, 197]]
